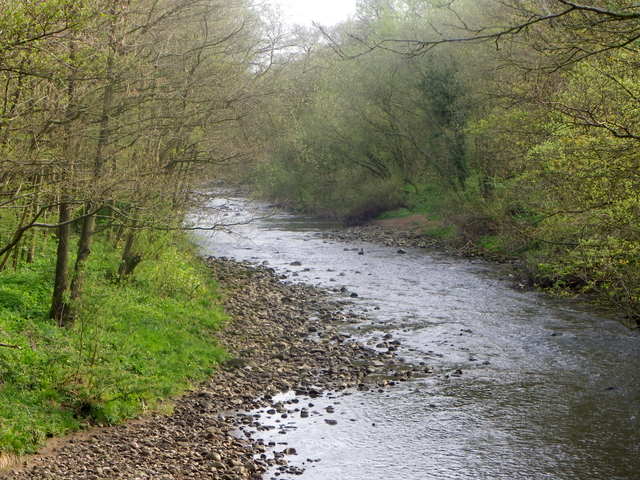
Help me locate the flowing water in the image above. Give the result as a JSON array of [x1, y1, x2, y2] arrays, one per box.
[[192, 194, 640, 480]]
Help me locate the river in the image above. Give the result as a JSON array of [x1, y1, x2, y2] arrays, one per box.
[[192, 194, 640, 480]]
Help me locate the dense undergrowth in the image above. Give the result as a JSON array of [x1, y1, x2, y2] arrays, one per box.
[[0, 233, 226, 454], [253, 159, 407, 224]]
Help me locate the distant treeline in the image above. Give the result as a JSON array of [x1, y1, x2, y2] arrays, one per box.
[[251, 0, 640, 321]]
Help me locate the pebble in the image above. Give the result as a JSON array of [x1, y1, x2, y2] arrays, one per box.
[[3, 258, 428, 480]]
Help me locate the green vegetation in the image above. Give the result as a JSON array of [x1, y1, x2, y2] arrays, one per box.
[[253, 159, 407, 222], [0, 233, 226, 454], [0, 0, 261, 454], [251, 1, 640, 322], [0, 0, 323, 459], [377, 209, 414, 220], [0, 0, 638, 458]]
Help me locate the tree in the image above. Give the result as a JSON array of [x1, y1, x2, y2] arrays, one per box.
[[1, 0, 270, 324]]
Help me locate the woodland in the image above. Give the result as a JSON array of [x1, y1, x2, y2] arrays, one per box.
[[0, 0, 638, 454], [252, 0, 640, 320]]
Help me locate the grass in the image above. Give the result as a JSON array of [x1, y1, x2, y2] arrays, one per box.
[[0, 233, 227, 454], [375, 183, 462, 241], [423, 225, 457, 240], [477, 235, 505, 254], [375, 183, 453, 221], [376, 208, 414, 220]]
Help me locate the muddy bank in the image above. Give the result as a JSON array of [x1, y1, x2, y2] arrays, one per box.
[[1, 258, 423, 480]]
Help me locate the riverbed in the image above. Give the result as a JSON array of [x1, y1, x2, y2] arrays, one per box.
[[193, 194, 640, 480]]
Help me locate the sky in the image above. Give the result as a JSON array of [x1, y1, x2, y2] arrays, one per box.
[[268, 0, 357, 26]]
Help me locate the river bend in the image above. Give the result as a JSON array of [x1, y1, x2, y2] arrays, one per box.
[[192, 195, 639, 480]]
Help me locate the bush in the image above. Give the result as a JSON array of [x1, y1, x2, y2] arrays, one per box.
[[254, 158, 406, 222]]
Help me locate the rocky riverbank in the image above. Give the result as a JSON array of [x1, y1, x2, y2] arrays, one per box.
[[321, 224, 439, 250], [322, 223, 528, 283], [321, 221, 509, 259], [2, 258, 424, 480]]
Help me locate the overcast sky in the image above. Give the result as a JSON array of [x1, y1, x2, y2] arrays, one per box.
[[268, 0, 357, 26]]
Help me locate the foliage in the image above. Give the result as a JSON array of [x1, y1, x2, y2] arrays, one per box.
[[0, 0, 266, 324], [250, 0, 640, 320], [0, 0, 281, 454]]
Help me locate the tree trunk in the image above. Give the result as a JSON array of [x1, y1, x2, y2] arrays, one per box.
[[113, 221, 126, 247], [26, 174, 41, 263], [70, 208, 96, 301], [51, 37, 77, 327], [70, 6, 117, 302], [26, 229, 37, 263], [50, 201, 72, 325], [0, 196, 30, 271], [118, 229, 141, 280]]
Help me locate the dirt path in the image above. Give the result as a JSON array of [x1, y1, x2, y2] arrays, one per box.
[[2, 259, 422, 480]]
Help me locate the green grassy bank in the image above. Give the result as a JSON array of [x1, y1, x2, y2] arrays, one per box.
[[0, 234, 227, 454]]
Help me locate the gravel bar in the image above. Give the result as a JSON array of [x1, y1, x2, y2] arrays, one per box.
[[2, 258, 425, 480]]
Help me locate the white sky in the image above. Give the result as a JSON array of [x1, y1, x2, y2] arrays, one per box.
[[268, 0, 357, 26]]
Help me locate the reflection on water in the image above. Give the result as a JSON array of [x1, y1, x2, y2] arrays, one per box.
[[192, 195, 640, 480]]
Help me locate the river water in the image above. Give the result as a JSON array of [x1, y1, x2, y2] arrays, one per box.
[[192, 194, 640, 480]]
